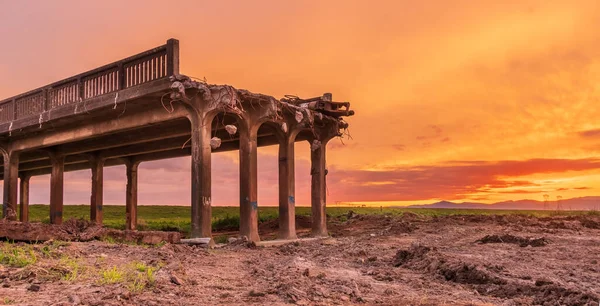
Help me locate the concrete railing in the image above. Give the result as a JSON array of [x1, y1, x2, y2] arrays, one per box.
[[0, 39, 179, 123]]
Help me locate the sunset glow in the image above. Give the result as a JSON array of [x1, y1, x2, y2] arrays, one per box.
[[1, 0, 600, 206]]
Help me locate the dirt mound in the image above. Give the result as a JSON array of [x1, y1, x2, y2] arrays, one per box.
[[579, 218, 600, 229], [393, 244, 599, 305], [477, 234, 549, 247], [483, 281, 599, 305], [58, 218, 104, 241], [0, 219, 180, 244], [331, 214, 416, 237], [437, 261, 505, 285], [393, 244, 431, 267], [393, 244, 504, 285]]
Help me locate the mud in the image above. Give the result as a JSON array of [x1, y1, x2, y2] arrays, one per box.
[[476, 234, 549, 247], [1, 213, 599, 305]]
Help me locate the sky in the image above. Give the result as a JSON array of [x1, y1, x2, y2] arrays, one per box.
[[1, 0, 600, 206]]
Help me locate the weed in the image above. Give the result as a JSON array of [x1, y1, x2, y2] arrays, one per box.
[[59, 256, 84, 282], [146, 268, 156, 285], [132, 261, 148, 272], [128, 276, 146, 293], [213, 235, 229, 244], [0, 244, 37, 267], [101, 236, 117, 244], [125, 262, 157, 293], [100, 266, 124, 284]]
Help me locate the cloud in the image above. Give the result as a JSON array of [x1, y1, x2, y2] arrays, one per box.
[[578, 129, 600, 138], [326, 158, 600, 202]]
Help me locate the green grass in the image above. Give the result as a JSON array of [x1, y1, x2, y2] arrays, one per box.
[[23, 204, 596, 236], [99, 266, 124, 284], [0, 243, 38, 268]]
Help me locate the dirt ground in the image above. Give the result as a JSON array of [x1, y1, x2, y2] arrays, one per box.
[[1, 213, 599, 305]]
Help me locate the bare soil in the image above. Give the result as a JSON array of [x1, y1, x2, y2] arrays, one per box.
[[1, 213, 600, 305]]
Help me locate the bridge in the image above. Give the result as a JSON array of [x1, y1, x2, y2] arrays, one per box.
[[0, 39, 354, 242]]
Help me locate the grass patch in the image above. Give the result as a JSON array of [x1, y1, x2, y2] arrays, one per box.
[[213, 235, 229, 244], [128, 266, 156, 293], [22, 204, 597, 237], [100, 266, 124, 284], [0, 243, 37, 268], [99, 262, 158, 292], [59, 255, 84, 282]]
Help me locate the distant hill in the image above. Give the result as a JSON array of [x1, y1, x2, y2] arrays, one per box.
[[404, 196, 600, 210]]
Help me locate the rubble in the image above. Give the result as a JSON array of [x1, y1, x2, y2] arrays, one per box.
[[210, 137, 222, 149], [225, 124, 237, 135]]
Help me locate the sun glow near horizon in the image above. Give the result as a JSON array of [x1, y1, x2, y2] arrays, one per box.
[[1, 1, 600, 206]]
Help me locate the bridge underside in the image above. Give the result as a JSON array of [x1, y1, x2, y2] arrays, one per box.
[[0, 39, 353, 243]]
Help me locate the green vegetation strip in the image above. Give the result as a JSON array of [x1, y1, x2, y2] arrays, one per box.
[[22, 204, 598, 235]]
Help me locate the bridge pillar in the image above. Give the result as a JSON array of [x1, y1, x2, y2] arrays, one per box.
[[125, 159, 140, 231], [49, 152, 65, 225], [2, 152, 19, 221], [278, 135, 297, 240], [190, 117, 212, 239], [239, 125, 260, 242], [310, 139, 329, 237], [90, 155, 104, 224], [19, 174, 30, 222]]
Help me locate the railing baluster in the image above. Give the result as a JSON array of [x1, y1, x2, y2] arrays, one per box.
[[0, 39, 177, 124]]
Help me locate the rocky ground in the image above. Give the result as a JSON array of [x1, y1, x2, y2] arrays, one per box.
[[1, 213, 599, 305]]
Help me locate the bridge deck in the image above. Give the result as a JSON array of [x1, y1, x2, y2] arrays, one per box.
[[0, 39, 353, 243]]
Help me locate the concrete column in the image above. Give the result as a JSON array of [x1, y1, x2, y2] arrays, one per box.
[[2, 152, 19, 221], [278, 137, 297, 240], [90, 155, 104, 224], [239, 126, 260, 242], [125, 159, 140, 230], [190, 117, 212, 238], [19, 174, 30, 222], [310, 140, 328, 237], [49, 152, 65, 225]]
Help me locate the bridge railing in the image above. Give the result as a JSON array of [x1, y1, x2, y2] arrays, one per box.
[[0, 39, 179, 124]]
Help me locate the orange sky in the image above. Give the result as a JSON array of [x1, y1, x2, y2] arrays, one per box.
[[1, 0, 600, 206]]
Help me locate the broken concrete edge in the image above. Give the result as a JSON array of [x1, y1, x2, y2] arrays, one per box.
[[255, 237, 330, 248], [169, 74, 352, 127], [179, 237, 216, 249]]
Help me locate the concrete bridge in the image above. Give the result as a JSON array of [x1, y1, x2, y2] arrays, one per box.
[[0, 39, 353, 242]]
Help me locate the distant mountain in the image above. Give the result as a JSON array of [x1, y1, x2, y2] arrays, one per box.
[[404, 196, 600, 210]]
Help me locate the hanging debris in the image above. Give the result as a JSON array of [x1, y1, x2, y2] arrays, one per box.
[[311, 139, 322, 151], [303, 108, 314, 126], [170, 81, 186, 99], [295, 111, 304, 123], [225, 124, 238, 135], [210, 137, 222, 149], [281, 122, 288, 133]]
